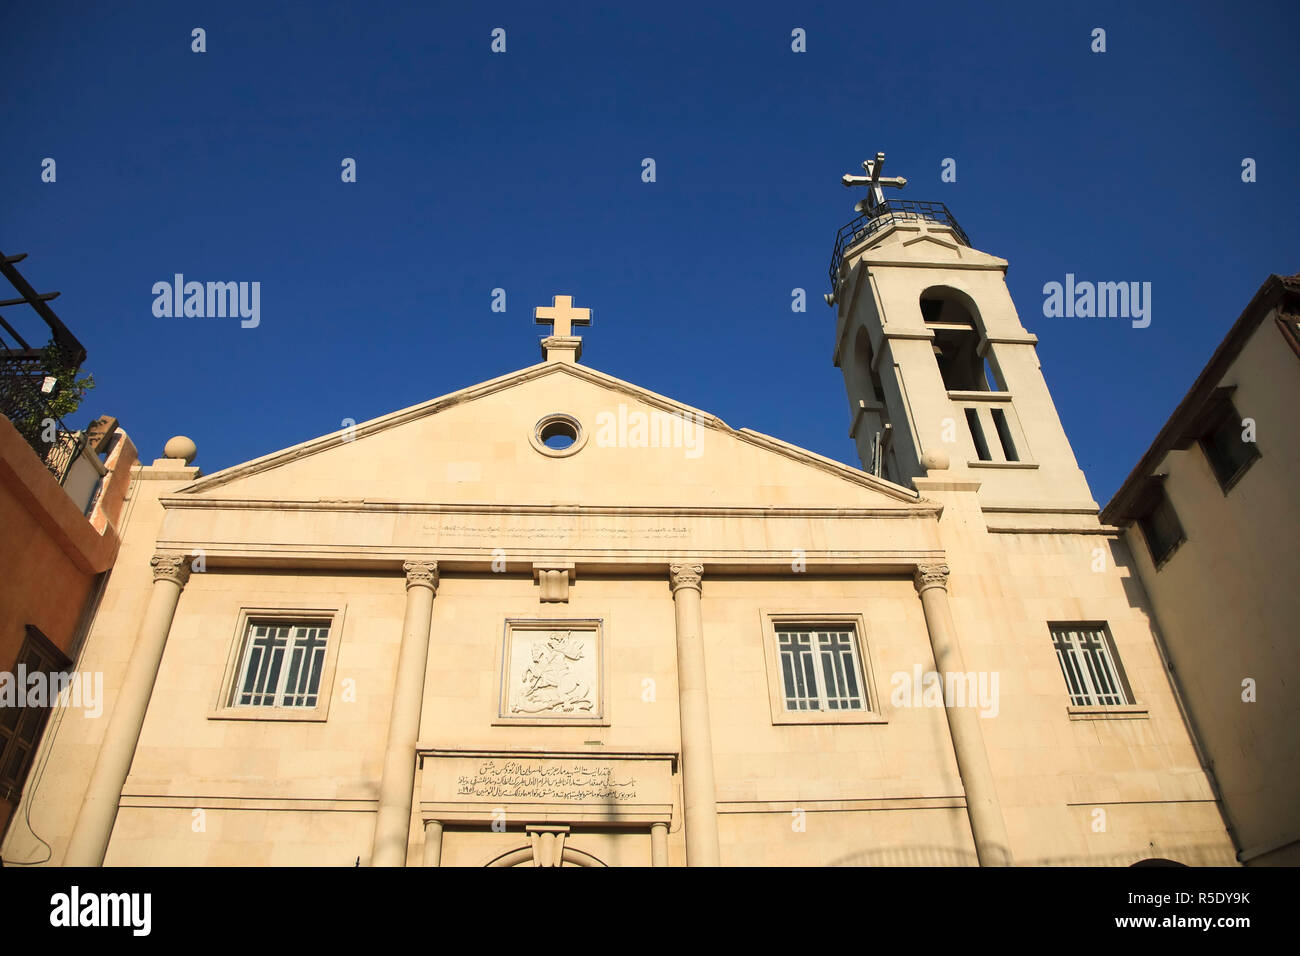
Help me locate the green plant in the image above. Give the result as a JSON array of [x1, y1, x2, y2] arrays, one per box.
[[8, 340, 95, 451]]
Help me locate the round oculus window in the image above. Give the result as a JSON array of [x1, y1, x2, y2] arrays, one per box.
[[530, 413, 587, 457]]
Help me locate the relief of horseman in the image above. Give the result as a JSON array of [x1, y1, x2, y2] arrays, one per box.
[[513, 631, 593, 713]]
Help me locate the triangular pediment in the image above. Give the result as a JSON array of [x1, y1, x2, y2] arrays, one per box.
[[901, 233, 960, 252], [173, 361, 929, 511], [852, 223, 1008, 269]]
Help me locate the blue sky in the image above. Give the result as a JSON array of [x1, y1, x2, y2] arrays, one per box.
[[2, 0, 1296, 503]]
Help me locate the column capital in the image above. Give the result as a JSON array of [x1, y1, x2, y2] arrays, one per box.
[[913, 563, 950, 593], [403, 559, 439, 592], [669, 562, 704, 593], [150, 551, 192, 587]]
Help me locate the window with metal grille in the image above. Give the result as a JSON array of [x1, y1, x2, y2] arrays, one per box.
[[1, 626, 72, 804], [776, 626, 868, 711], [231, 621, 331, 708], [1050, 624, 1132, 707]]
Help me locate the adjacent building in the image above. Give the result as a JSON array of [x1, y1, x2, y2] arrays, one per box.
[[1101, 273, 1300, 866]]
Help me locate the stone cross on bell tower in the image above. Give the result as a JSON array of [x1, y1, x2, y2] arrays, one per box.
[[534, 294, 592, 364], [841, 152, 908, 215]]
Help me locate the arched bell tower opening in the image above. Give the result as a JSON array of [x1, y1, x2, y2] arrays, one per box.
[[919, 286, 1000, 393], [847, 324, 894, 480], [919, 286, 1020, 465], [853, 325, 888, 403]]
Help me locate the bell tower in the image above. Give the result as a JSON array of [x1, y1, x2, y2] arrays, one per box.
[[827, 153, 1097, 517]]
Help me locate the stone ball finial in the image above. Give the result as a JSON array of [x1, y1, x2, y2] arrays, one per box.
[[920, 448, 949, 472], [163, 435, 197, 463]]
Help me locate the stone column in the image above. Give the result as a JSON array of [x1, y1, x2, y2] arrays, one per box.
[[65, 552, 192, 866], [370, 560, 438, 867], [422, 820, 444, 867], [669, 562, 720, 866], [914, 564, 1012, 866], [650, 822, 669, 867]]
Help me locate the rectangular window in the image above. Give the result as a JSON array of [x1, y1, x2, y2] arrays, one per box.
[[990, 407, 1019, 462], [0, 626, 72, 803], [776, 626, 867, 712], [1136, 484, 1185, 568], [965, 408, 992, 461], [1198, 401, 1259, 492], [1050, 624, 1132, 707], [231, 621, 331, 708]]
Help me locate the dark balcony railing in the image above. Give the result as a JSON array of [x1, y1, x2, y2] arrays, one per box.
[[42, 423, 91, 486], [1, 383, 90, 486], [0, 251, 93, 484], [1, 350, 92, 484], [828, 199, 971, 289]]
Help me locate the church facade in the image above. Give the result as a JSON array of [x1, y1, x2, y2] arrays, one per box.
[[2, 168, 1239, 866]]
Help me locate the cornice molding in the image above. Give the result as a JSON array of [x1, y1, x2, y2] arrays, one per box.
[[156, 498, 941, 518], [148, 543, 949, 575], [853, 258, 1006, 272]]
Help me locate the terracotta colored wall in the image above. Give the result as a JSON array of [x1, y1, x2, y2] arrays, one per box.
[[0, 415, 134, 840], [0, 475, 97, 668]]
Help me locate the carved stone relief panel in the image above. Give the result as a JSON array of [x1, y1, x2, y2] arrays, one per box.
[[497, 618, 605, 725]]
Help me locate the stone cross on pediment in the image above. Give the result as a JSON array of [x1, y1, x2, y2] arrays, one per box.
[[534, 294, 592, 339], [841, 152, 908, 215]]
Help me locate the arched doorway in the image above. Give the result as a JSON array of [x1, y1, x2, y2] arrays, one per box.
[[485, 844, 608, 867], [485, 825, 608, 867], [1130, 857, 1187, 867]]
